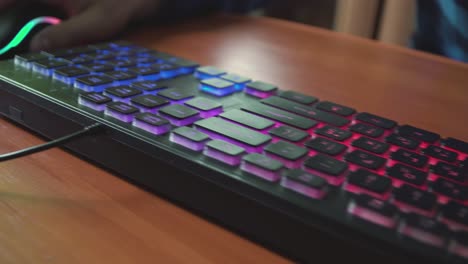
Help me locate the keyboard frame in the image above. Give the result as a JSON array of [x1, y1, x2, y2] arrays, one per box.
[[0, 51, 456, 263]]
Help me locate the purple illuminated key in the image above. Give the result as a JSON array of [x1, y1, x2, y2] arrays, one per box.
[[133, 113, 170, 135], [204, 140, 246, 166], [399, 213, 449, 248], [348, 194, 397, 228], [131, 81, 167, 94], [184, 97, 223, 118], [75, 75, 114, 92], [105, 102, 139, 123], [220, 74, 251, 91], [78, 92, 112, 112], [170, 127, 210, 152], [32, 59, 69, 76], [264, 141, 308, 168], [281, 169, 328, 199], [245, 81, 278, 99], [131, 95, 169, 112], [159, 104, 200, 126], [53, 66, 89, 85], [241, 153, 283, 182], [104, 86, 142, 103], [220, 110, 274, 131], [200, 78, 236, 97]]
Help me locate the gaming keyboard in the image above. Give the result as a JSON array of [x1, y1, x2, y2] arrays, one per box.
[[1, 41, 468, 264]]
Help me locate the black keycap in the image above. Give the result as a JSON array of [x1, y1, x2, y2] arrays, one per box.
[[75, 75, 114, 86], [304, 154, 348, 176], [206, 140, 245, 156], [243, 153, 283, 171], [441, 201, 468, 226], [385, 134, 420, 150], [453, 232, 468, 248], [42, 47, 95, 57], [305, 137, 347, 156], [355, 112, 396, 129], [347, 169, 392, 194], [264, 141, 308, 161], [443, 137, 468, 155], [173, 126, 209, 142], [131, 81, 167, 92], [345, 150, 386, 170], [134, 112, 169, 127], [350, 123, 384, 138], [33, 59, 68, 69], [158, 87, 195, 101], [171, 58, 200, 69], [107, 102, 139, 114], [61, 54, 95, 64], [269, 126, 309, 143], [104, 71, 137, 81], [134, 56, 159, 64], [131, 95, 169, 109], [431, 178, 468, 201], [152, 63, 179, 72], [431, 161, 467, 182], [79, 92, 112, 104], [316, 101, 355, 117], [387, 163, 428, 186], [195, 118, 271, 147], [352, 137, 390, 154], [220, 110, 274, 130], [462, 159, 468, 170], [185, 97, 222, 112], [221, 74, 251, 84], [423, 145, 458, 163], [54, 66, 89, 77], [196, 66, 226, 76], [242, 103, 317, 130], [129, 67, 160, 76], [246, 81, 278, 92], [260, 96, 349, 127], [283, 169, 327, 190], [106, 59, 138, 68], [15, 53, 49, 62], [105, 86, 142, 98], [277, 91, 317, 105], [159, 104, 199, 120], [315, 125, 352, 141], [402, 213, 449, 238], [391, 149, 428, 168], [88, 52, 118, 61], [397, 125, 440, 143], [393, 185, 437, 211], [80, 62, 114, 72], [352, 194, 397, 218]]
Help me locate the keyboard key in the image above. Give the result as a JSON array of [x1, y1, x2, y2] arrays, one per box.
[[277, 91, 317, 105], [355, 112, 396, 129], [158, 87, 195, 102], [345, 150, 386, 170], [394, 185, 437, 212], [131, 81, 167, 93], [269, 126, 309, 143], [397, 125, 440, 143], [133, 113, 170, 135], [204, 140, 246, 166], [450, 232, 468, 260], [195, 66, 226, 79], [304, 154, 348, 177], [61, 54, 95, 64], [220, 74, 251, 91], [245, 81, 278, 98], [305, 137, 347, 156], [347, 169, 392, 195], [78, 92, 112, 111], [32, 59, 68, 76], [390, 149, 429, 168], [194, 118, 271, 153], [431, 162, 467, 182], [316, 101, 355, 117], [74, 75, 114, 92], [106, 59, 138, 68], [261, 96, 349, 127], [129, 67, 161, 80], [220, 110, 274, 131], [152, 63, 180, 78], [159, 104, 200, 126], [315, 125, 352, 141], [352, 137, 390, 154], [130, 95, 169, 112], [80, 62, 114, 73], [170, 58, 199, 74], [423, 145, 458, 163], [349, 123, 384, 138], [242, 103, 317, 130], [53, 66, 89, 84], [200, 78, 237, 97], [170, 127, 210, 152], [443, 138, 468, 155], [42, 47, 95, 57], [441, 201, 468, 227], [264, 141, 308, 168], [385, 134, 420, 150], [14, 53, 49, 68], [104, 86, 142, 103], [348, 194, 397, 228], [387, 163, 428, 186], [281, 169, 328, 199], [105, 102, 139, 123], [104, 70, 137, 83], [399, 213, 448, 247], [241, 153, 283, 181], [185, 97, 223, 118], [431, 178, 468, 201]]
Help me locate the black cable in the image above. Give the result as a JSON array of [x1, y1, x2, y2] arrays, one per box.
[[0, 123, 103, 162]]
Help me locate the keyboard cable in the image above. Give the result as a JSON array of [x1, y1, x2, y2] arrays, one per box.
[[0, 123, 103, 162]]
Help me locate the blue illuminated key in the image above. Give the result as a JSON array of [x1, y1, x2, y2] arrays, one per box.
[[245, 81, 278, 98], [53, 66, 89, 85], [104, 71, 137, 84], [221, 74, 251, 91], [61, 54, 95, 64], [184, 97, 223, 118], [129, 67, 160, 80], [200, 78, 236, 97], [131, 81, 167, 94], [195, 66, 226, 79], [152, 63, 179, 79], [74, 75, 114, 92], [14, 53, 49, 68], [78, 92, 112, 111], [104, 86, 142, 103], [171, 58, 199, 74], [133, 112, 171, 135], [32, 59, 69, 76], [106, 59, 138, 69], [81, 62, 114, 73], [105, 102, 139, 123]]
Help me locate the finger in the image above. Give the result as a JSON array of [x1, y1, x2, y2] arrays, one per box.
[[30, 1, 133, 51]]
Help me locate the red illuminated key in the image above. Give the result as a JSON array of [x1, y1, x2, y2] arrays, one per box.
[[304, 154, 348, 176], [345, 150, 386, 170], [347, 169, 392, 195], [348, 194, 397, 228], [315, 125, 352, 142], [390, 149, 428, 169], [394, 185, 437, 212], [399, 213, 449, 248], [355, 112, 396, 129], [431, 178, 468, 201], [385, 134, 420, 150], [431, 161, 467, 183], [387, 163, 428, 186], [350, 123, 384, 138], [441, 201, 468, 227], [305, 137, 347, 156], [397, 125, 440, 143], [423, 145, 458, 163], [316, 101, 356, 117], [352, 137, 390, 155]]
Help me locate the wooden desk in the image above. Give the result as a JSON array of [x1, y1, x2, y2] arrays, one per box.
[[1, 14, 467, 264]]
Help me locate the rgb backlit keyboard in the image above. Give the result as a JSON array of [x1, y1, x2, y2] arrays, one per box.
[[1, 41, 468, 263]]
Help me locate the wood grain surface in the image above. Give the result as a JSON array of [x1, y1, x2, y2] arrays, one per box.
[[1, 14, 467, 264]]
